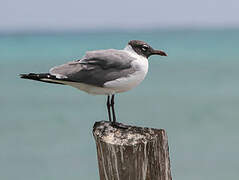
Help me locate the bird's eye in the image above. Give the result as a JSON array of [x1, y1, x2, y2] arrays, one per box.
[[141, 45, 149, 51]]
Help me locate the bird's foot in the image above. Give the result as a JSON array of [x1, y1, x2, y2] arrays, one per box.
[[111, 122, 128, 129]]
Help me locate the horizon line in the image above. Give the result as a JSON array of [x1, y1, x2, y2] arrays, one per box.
[[0, 26, 239, 35]]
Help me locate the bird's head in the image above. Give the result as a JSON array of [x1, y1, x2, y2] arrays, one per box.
[[128, 40, 167, 58]]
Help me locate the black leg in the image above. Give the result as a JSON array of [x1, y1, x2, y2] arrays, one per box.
[[111, 94, 116, 123], [107, 95, 112, 122]]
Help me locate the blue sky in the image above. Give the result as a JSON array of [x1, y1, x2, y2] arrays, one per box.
[[1, 0, 239, 31]]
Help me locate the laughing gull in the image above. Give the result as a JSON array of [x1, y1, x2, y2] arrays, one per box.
[[20, 40, 167, 124]]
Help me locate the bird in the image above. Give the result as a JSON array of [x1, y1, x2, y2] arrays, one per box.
[[20, 40, 167, 124]]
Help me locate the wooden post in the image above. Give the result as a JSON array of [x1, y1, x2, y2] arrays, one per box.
[[93, 121, 172, 180]]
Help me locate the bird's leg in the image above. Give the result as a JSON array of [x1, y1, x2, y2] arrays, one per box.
[[107, 95, 112, 122], [111, 94, 116, 123], [109, 95, 128, 129]]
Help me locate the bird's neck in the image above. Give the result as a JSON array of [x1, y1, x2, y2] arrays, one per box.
[[124, 44, 147, 59], [124, 44, 137, 54]]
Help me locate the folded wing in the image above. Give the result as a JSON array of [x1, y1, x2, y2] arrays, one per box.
[[50, 49, 136, 87]]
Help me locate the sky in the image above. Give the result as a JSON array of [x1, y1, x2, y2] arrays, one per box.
[[1, 0, 239, 32]]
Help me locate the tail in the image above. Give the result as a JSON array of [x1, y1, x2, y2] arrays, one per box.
[[19, 73, 65, 85]]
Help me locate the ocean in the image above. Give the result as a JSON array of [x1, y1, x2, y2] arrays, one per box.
[[0, 29, 239, 180]]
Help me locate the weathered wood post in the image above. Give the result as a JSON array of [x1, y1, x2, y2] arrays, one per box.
[[93, 121, 172, 180]]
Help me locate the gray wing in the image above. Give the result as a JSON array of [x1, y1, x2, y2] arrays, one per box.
[[49, 49, 136, 87]]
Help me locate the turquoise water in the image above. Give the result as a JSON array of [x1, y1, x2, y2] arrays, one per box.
[[0, 29, 239, 180]]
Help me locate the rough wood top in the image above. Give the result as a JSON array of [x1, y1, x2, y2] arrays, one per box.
[[93, 121, 166, 146]]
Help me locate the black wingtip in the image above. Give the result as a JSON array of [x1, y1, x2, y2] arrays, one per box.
[[19, 73, 38, 79], [19, 73, 65, 85], [19, 73, 28, 78]]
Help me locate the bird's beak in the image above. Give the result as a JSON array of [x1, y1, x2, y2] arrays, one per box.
[[152, 49, 167, 56]]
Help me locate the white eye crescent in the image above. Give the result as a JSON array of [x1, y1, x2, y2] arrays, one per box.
[[141, 45, 148, 51]]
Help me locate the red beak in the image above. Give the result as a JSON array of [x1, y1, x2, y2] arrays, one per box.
[[152, 50, 167, 56]]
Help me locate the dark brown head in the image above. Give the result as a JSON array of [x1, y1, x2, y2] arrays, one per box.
[[128, 40, 167, 58]]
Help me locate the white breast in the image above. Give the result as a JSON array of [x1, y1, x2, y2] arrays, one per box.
[[104, 46, 149, 93]]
